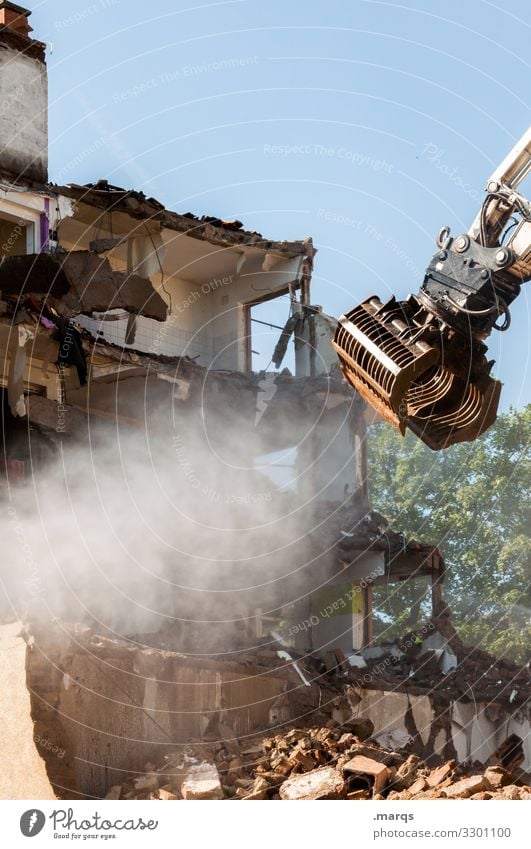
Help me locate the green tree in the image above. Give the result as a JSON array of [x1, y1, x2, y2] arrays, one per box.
[[367, 406, 531, 663]]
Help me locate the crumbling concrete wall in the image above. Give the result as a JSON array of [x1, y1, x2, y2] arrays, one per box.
[[347, 688, 531, 771], [0, 28, 47, 184], [26, 632, 287, 799], [0, 623, 55, 800]]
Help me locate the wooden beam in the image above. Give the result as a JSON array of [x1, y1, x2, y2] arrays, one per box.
[[362, 585, 373, 648]]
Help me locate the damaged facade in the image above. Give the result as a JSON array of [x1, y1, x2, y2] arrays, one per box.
[[0, 4, 528, 801]]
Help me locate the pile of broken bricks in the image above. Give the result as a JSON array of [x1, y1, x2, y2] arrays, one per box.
[[106, 721, 531, 801]]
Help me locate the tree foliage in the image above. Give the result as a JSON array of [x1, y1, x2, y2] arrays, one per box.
[[367, 405, 531, 663]]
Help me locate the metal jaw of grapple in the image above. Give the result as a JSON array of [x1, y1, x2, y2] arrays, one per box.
[[333, 293, 502, 450], [332, 226, 526, 449]]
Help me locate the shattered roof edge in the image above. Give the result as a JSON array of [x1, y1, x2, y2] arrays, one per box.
[[46, 182, 316, 258]]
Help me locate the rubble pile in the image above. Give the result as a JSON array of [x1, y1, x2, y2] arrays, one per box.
[[106, 721, 531, 801], [348, 619, 530, 709]]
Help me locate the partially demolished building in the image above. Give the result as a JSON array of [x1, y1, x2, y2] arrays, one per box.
[[0, 4, 528, 800]]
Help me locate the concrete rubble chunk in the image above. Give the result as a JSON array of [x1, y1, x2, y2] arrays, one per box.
[[442, 775, 486, 799], [158, 788, 179, 800], [181, 762, 224, 800], [288, 746, 317, 772], [342, 755, 390, 796], [408, 777, 428, 796], [411, 789, 445, 799], [426, 760, 455, 787], [387, 790, 408, 800], [501, 785, 521, 800], [394, 754, 420, 789], [270, 754, 292, 775], [279, 766, 345, 800], [483, 766, 512, 790]]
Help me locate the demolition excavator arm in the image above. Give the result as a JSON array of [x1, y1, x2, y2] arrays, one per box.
[[333, 127, 531, 450]]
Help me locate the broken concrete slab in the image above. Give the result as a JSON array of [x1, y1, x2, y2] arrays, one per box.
[[181, 763, 224, 800], [61, 252, 168, 320], [279, 766, 345, 800], [0, 252, 168, 321], [442, 775, 486, 799]]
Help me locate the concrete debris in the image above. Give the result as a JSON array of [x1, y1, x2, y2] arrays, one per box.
[[0, 253, 168, 321], [425, 760, 455, 788], [351, 627, 530, 709], [158, 788, 179, 800], [406, 777, 429, 797], [441, 775, 486, 799], [106, 721, 530, 801], [482, 766, 513, 790], [279, 766, 345, 800], [393, 754, 421, 790], [180, 763, 224, 800]]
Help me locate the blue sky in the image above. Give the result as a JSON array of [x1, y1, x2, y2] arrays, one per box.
[[32, 0, 530, 409]]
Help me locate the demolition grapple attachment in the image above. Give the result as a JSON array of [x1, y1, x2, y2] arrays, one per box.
[[333, 127, 531, 450]]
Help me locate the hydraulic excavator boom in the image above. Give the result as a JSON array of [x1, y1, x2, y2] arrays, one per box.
[[333, 128, 531, 450]]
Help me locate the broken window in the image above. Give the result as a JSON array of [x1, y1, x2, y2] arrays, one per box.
[[249, 296, 295, 373]]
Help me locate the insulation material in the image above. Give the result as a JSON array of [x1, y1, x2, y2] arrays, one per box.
[[8, 325, 33, 416]]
